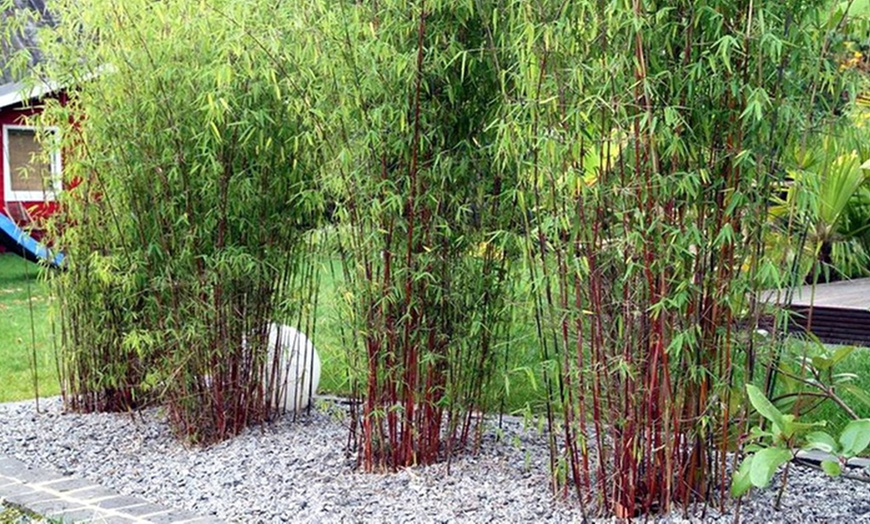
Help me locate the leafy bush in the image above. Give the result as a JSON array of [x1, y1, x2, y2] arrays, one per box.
[[37, 0, 325, 442], [495, 0, 866, 516], [316, 0, 519, 470], [734, 384, 870, 504]]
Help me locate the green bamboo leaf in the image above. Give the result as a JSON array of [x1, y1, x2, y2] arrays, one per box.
[[811, 355, 834, 371], [830, 346, 856, 366], [841, 384, 870, 408]]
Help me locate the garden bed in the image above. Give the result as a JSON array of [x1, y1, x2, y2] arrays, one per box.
[[0, 397, 867, 523]]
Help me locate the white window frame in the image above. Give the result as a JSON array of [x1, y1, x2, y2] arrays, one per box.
[[3, 124, 62, 202]]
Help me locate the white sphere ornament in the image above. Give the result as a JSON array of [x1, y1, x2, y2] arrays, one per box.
[[266, 323, 322, 413]]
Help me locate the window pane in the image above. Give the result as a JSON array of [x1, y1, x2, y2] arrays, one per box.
[[7, 128, 51, 192]]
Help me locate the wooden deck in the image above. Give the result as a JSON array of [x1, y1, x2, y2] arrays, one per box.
[[762, 278, 870, 346], [776, 278, 870, 309]]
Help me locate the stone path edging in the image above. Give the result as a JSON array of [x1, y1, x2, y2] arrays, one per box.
[[0, 455, 223, 523], [794, 449, 870, 469]]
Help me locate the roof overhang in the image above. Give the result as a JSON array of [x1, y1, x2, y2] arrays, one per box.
[[0, 78, 60, 110]]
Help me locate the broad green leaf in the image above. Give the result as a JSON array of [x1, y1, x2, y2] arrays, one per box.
[[745, 443, 765, 453], [818, 153, 864, 228], [750, 447, 792, 488], [839, 419, 870, 457], [731, 455, 754, 497], [843, 0, 870, 17], [804, 431, 838, 454], [821, 459, 842, 476], [781, 416, 826, 438], [749, 426, 774, 440], [746, 384, 785, 433]]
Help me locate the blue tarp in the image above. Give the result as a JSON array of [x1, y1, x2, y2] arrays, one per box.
[[0, 213, 64, 268]]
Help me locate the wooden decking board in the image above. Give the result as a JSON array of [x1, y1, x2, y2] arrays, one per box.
[[761, 279, 870, 345], [782, 306, 870, 346], [768, 278, 870, 310]]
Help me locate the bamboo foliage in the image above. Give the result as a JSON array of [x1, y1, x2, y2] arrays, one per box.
[[493, 0, 855, 516], [37, 0, 326, 442], [12, 0, 863, 517], [315, 0, 519, 470]]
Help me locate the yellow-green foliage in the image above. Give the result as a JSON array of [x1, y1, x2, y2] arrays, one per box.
[[34, 0, 326, 441]]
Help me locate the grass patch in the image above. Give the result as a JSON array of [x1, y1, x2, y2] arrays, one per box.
[[0, 254, 59, 402], [0, 252, 544, 411], [0, 502, 53, 524], [0, 505, 28, 524]]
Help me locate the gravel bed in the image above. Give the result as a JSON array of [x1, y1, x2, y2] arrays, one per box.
[[0, 397, 868, 523]]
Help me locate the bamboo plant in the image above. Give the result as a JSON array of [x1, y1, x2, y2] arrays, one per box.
[[318, 0, 519, 470], [36, 0, 326, 443], [494, 0, 860, 516]]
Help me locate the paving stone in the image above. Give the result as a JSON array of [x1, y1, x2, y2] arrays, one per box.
[[94, 495, 152, 510], [51, 508, 107, 522], [82, 516, 139, 524], [37, 476, 97, 492], [0, 457, 61, 483], [27, 497, 86, 517], [0, 481, 33, 498], [67, 485, 125, 502], [0, 455, 214, 523], [3, 488, 57, 506], [0, 478, 21, 489], [0, 456, 29, 475]]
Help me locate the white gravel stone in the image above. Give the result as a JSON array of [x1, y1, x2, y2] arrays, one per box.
[[0, 397, 868, 523]]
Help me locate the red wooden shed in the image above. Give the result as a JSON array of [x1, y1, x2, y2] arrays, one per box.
[[0, 0, 67, 266], [0, 79, 63, 225]]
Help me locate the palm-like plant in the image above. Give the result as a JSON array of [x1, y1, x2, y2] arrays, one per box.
[[772, 140, 870, 284]]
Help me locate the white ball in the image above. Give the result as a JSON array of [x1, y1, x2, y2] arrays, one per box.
[[266, 323, 322, 413]]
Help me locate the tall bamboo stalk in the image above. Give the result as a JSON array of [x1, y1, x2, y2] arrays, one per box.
[[495, 0, 848, 516]]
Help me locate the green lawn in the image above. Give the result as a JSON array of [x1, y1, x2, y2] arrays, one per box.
[[0, 504, 34, 524], [0, 254, 59, 402], [0, 252, 543, 409]]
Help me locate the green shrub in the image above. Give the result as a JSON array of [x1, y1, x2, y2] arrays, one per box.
[[38, 0, 325, 442]]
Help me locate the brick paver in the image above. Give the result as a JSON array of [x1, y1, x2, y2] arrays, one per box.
[[0, 456, 223, 524]]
